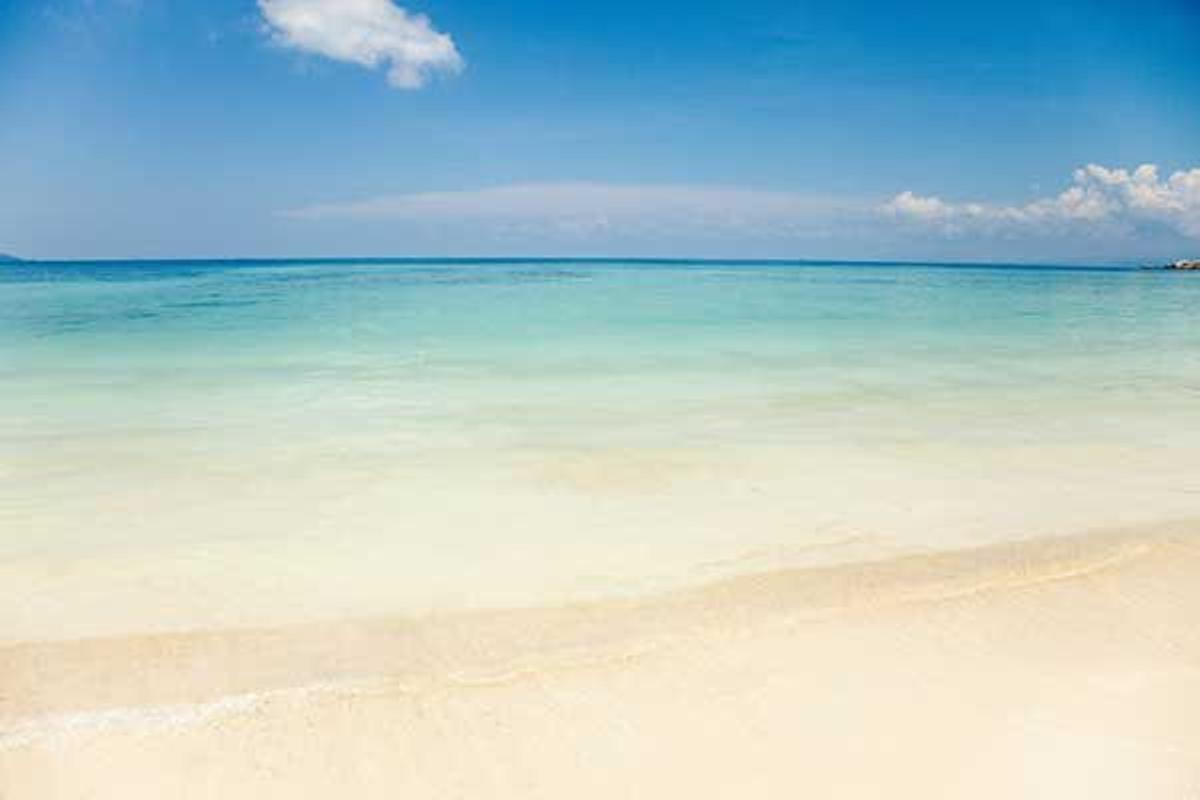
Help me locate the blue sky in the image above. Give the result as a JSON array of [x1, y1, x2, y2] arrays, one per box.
[[1, 0, 1198, 261]]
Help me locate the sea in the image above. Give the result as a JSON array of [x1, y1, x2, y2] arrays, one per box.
[[3, 258, 1199, 640]]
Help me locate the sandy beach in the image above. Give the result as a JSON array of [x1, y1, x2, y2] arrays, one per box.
[[6, 0, 1200, 788], [4, 520, 1198, 799], [5, 260, 1200, 797]]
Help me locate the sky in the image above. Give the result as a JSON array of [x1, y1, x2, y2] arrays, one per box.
[[1, 0, 1198, 262]]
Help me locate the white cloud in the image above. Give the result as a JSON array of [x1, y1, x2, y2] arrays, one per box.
[[258, 0, 463, 89], [885, 164, 1200, 239], [278, 170, 1199, 259], [282, 182, 859, 238]]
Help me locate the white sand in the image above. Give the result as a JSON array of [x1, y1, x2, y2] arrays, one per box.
[[3, 522, 1199, 799]]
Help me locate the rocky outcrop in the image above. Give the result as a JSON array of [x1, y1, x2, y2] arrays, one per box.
[[1166, 259, 1200, 270]]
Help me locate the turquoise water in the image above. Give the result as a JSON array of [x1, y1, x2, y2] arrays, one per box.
[[4, 259, 1200, 637], [5, 259, 1199, 443]]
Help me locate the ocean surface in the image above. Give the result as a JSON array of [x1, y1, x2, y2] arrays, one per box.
[[4, 259, 1200, 640]]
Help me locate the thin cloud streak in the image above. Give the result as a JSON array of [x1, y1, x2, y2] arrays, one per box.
[[282, 182, 866, 238]]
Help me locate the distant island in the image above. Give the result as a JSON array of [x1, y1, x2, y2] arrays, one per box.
[[1164, 259, 1200, 270], [0, 253, 23, 263]]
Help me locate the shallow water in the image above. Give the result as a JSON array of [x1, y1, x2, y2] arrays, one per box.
[[4, 259, 1200, 639]]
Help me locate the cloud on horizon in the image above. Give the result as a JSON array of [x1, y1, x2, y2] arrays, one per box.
[[282, 182, 865, 239], [886, 164, 1200, 240], [258, 0, 463, 89], [277, 166, 1200, 261]]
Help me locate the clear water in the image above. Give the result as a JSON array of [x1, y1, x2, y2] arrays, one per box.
[[4, 259, 1200, 638], [5, 259, 1199, 442]]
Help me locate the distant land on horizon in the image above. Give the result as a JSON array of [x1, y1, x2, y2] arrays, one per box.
[[0, 253, 23, 262]]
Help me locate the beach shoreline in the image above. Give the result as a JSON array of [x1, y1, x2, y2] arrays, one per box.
[[5, 520, 1198, 798]]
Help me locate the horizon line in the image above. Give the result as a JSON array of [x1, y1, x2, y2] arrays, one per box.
[[1, 254, 1167, 272]]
